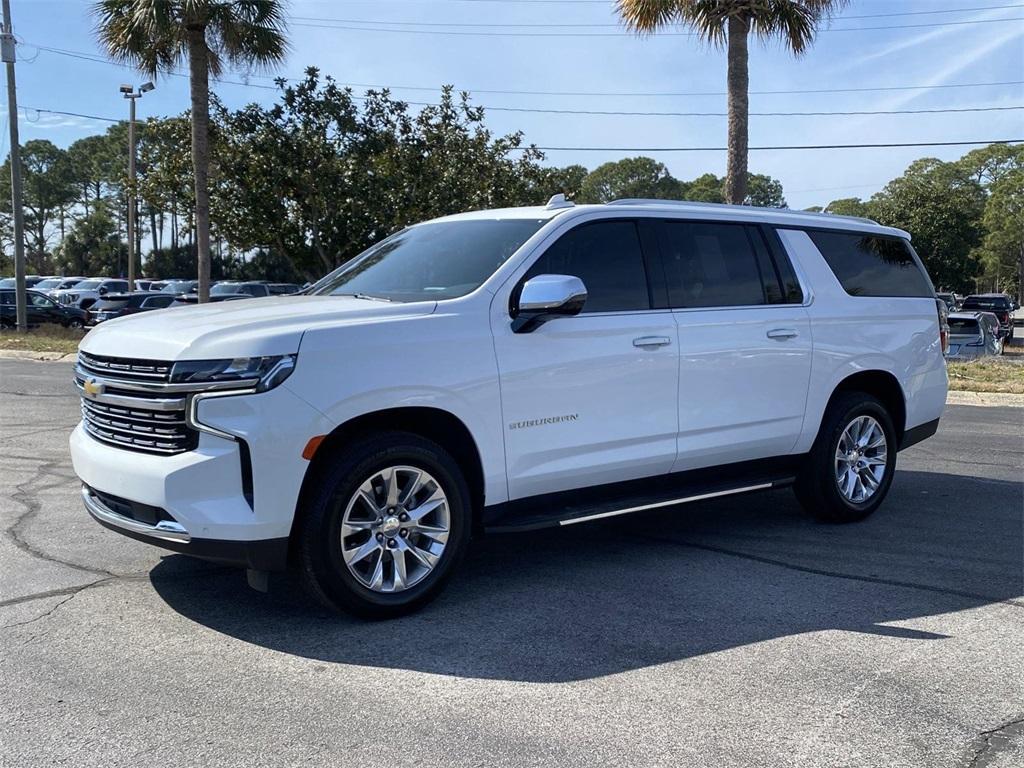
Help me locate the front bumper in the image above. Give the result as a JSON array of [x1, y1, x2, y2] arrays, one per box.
[[82, 484, 289, 569], [70, 381, 335, 564]]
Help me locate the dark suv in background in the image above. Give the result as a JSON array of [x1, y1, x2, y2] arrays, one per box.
[[87, 292, 177, 326], [961, 294, 1014, 341], [0, 289, 89, 329]]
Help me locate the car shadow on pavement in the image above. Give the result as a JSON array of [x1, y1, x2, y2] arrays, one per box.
[[150, 469, 1023, 683]]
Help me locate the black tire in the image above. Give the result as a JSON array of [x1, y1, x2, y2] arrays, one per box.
[[67, 318, 83, 329], [794, 392, 897, 523], [295, 431, 472, 619]]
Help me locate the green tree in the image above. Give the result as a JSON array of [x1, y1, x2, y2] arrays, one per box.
[[977, 166, 1024, 299], [213, 71, 545, 279], [93, 0, 288, 301], [870, 158, 986, 292], [676, 171, 786, 206], [578, 156, 684, 203], [617, 0, 847, 204], [54, 199, 127, 276], [526, 164, 589, 202], [824, 197, 872, 218], [0, 139, 76, 272]]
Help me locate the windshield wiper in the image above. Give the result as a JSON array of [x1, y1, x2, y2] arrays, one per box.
[[337, 292, 393, 303]]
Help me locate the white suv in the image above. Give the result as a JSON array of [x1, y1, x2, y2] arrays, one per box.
[[70, 198, 948, 617], [54, 278, 131, 310]]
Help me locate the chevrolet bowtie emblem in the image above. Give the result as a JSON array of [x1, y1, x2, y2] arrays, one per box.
[[83, 378, 105, 397]]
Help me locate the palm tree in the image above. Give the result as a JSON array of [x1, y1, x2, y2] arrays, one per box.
[[93, 0, 287, 302], [617, 0, 847, 205]]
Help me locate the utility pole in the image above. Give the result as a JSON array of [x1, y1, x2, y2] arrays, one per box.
[[2, 0, 27, 332], [120, 81, 154, 291]]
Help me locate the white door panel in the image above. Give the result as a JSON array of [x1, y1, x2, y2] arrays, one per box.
[[493, 312, 679, 499], [673, 305, 812, 470]]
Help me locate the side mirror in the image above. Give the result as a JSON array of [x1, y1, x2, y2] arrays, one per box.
[[98, 286, 108, 295], [511, 274, 587, 333]]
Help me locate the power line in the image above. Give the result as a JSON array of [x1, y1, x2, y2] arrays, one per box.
[[25, 45, 1024, 118], [15, 109, 1020, 156], [288, 16, 1024, 36], [289, 4, 1024, 27], [528, 139, 1023, 152]]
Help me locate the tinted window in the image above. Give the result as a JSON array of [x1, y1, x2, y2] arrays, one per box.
[[962, 296, 1009, 310], [314, 218, 546, 302], [142, 295, 174, 309], [107, 281, 129, 292], [807, 231, 932, 298], [524, 220, 650, 313], [659, 222, 767, 308], [0, 291, 13, 305], [948, 318, 979, 334], [92, 298, 130, 310]]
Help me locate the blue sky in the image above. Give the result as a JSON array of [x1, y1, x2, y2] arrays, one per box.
[[5, 0, 1024, 209]]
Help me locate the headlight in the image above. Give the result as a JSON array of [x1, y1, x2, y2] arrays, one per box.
[[170, 355, 296, 392]]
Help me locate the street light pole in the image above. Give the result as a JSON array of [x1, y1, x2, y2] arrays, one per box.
[[120, 81, 154, 292], [1, 0, 27, 332]]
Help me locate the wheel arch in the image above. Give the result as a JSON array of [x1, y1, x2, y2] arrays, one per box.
[[292, 406, 487, 542], [827, 370, 907, 442]]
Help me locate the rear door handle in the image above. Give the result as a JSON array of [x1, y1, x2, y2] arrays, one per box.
[[766, 328, 798, 340], [633, 336, 672, 348]]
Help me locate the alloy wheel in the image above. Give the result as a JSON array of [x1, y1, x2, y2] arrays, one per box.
[[339, 465, 450, 593], [834, 415, 888, 504]]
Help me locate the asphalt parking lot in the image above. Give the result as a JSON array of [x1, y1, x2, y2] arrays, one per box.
[[1, 358, 1022, 768]]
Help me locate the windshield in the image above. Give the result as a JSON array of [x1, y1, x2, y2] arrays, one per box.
[[34, 278, 63, 290], [161, 281, 195, 293], [311, 218, 547, 302], [211, 283, 242, 295], [74, 279, 104, 290]]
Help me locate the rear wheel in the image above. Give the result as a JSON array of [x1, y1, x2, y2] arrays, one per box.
[[794, 392, 897, 523], [67, 318, 83, 329], [296, 431, 471, 618]]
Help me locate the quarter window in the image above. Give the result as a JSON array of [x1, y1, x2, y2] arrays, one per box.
[[806, 230, 933, 298], [525, 220, 651, 313], [659, 222, 769, 308]]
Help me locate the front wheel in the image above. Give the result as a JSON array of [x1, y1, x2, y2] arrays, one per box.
[[66, 318, 83, 329], [295, 431, 472, 618], [794, 392, 897, 523]]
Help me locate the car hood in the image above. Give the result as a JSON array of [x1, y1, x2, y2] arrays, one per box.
[[79, 295, 437, 360]]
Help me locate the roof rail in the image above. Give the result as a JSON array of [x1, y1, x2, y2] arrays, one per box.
[[606, 198, 879, 227]]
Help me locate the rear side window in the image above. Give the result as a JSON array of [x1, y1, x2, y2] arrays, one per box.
[[525, 220, 651, 313], [0, 291, 12, 306], [658, 221, 776, 308], [142, 295, 174, 309], [806, 230, 932, 298], [948, 318, 979, 334]]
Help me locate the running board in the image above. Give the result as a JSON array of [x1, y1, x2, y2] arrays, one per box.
[[556, 483, 774, 527], [482, 457, 800, 533]]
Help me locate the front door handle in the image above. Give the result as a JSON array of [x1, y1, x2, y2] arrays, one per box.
[[766, 328, 798, 340], [633, 336, 672, 348]]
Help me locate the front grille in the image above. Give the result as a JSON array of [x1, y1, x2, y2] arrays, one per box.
[[77, 353, 197, 455], [79, 351, 172, 382]]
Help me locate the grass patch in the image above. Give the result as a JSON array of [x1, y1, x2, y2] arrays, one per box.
[[0, 326, 83, 355], [947, 355, 1024, 394]]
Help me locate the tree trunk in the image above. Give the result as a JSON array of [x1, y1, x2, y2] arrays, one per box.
[[150, 208, 158, 257], [187, 26, 212, 303], [725, 15, 750, 206]]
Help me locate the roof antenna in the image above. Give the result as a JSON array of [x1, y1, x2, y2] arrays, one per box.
[[545, 193, 575, 210]]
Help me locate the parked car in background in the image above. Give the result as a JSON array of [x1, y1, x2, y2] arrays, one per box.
[[33, 276, 87, 294], [935, 292, 956, 313], [159, 279, 199, 296], [87, 292, 178, 326], [0, 288, 89, 329], [211, 281, 273, 298], [134, 279, 159, 291], [171, 293, 251, 306], [945, 312, 1004, 359], [0, 275, 43, 289], [267, 283, 302, 295], [53, 278, 131, 310], [960, 294, 1014, 341]]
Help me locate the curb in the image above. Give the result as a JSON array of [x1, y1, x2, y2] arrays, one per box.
[[0, 349, 78, 362], [945, 391, 1024, 408]]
